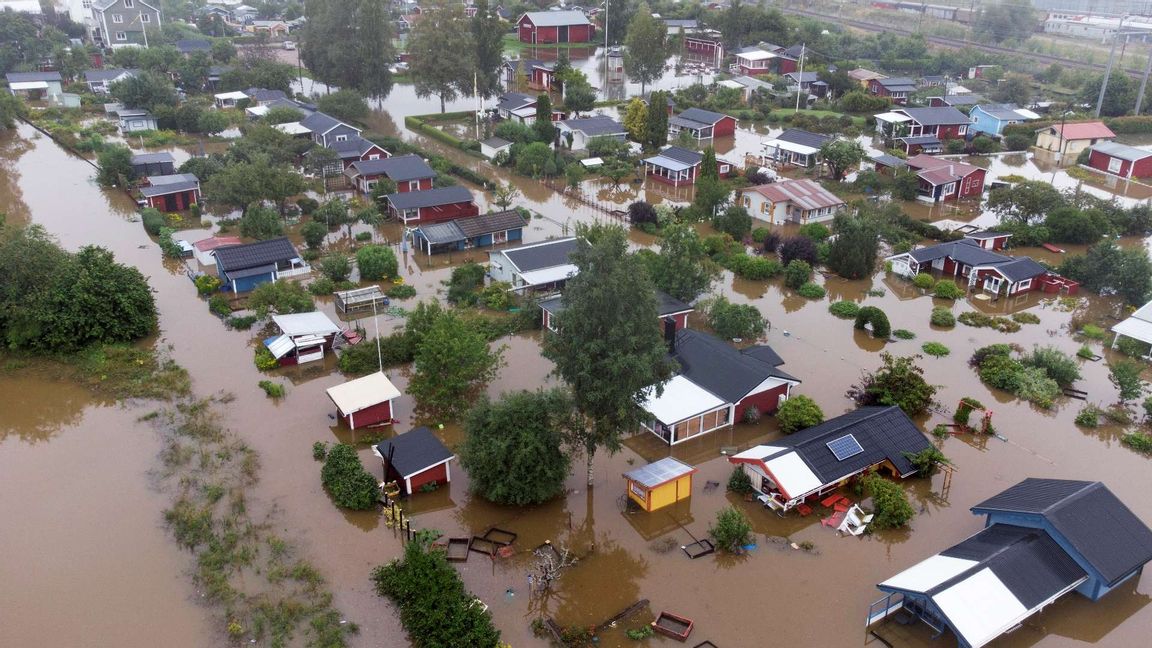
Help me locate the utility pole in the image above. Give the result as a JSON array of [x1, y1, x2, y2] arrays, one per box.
[[603, 0, 609, 95], [794, 44, 805, 114], [1096, 16, 1128, 118]]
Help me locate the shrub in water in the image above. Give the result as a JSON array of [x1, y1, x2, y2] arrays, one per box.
[[829, 301, 861, 319], [321, 443, 379, 510], [797, 282, 825, 298], [308, 277, 335, 296], [922, 342, 950, 357], [930, 307, 955, 327], [727, 465, 754, 494], [1012, 312, 1040, 324], [912, 273, 936, 290], [751, 227, 770, 243], [776, 394, 824, 434], [194, 274, 221, 296], [861, 472, 915, 530], [1078, 324, 1108, 340], [1123, 432, 1152, 453], [141, 208, 166, 235], [387, 284, 417, 299], [933, 280, 964, 300], [709, 506, 753, 552], [783, 259, 812, 289], [854, 306, 891, 339], [1074, 406, 1099, 428], [225, 314, 258, 330], [893, 329, 916, 340], [253, 346, 279, 371], [208, 294, 231, 317], [312, 441, 328, 461], [258, 380, 285, 398]]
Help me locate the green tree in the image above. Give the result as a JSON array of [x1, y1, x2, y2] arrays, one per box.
[[318, 253, 352, 282], [993, 73, 1033, 107], [490, 182, 521, 210], [1080, 72, 1137, 118], [712, 205, 753, 239], [542, 224, 673, 485], [316, 88, 370, 122], [861, 472, 916, 530], [827, 213, 879, 279], [623, 4, 667, 95], [649, 223, 717, 302], [1059, 241, 1152, 306], [356, 245, 398, 281], [533, 92, 556, 144], [239, 205, 285, 239], [409, 311, 504, 418], [972, 4, 1035, 44], [1044, 207, 1110, 244], [196, 110, 229, 136], [783, 259, 812, 290], [776, 395, 824, 434], [0, 92, 23, 129], [459, 389, 575, 505], [987, 181, 1066, 225], [205, 157, 307, 217], [645, 91, 670, 151], [604, 0, 637, 45], [820, 139, 866, 181], [262, 106, 305, 125], [853, 353, 938, 416], [320, 443, 379, 510], [623, 97, 648, 141], [563, 78, 597, 115], [220, 59, 297, 95], [96, 145, 135, 187], [301, 0, 396, 97], [1110, 360, 1145, 404], [248, 281, 314, 315], [300, 220, 328, 250], [707, 296, 766, 340], [407, 0, 472, 112], [709, 506, 753, 553], [471, 0, 505, 99], [699, 146, 719, 183], [109, 71, 177, 112]]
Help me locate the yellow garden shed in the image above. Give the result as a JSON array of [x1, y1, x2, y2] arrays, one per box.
[[624, 457, 697, 512]]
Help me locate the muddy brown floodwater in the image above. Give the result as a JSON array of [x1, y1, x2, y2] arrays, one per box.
[[4, 69, 1152, 648]]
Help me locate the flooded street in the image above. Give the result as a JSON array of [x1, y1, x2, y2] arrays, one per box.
[[3, 58, 1152, 648]]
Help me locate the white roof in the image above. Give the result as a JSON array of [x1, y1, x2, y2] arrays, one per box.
[[933, 568, 1029, 648], [642, 375, 726, 424], [1015, 108, 1041, 120], [1112, 303, 1152, 345], [731, 444, 788, 462], [264, 334, 295, 359], [880, 555, 979, 592], [875, 111, 913, 123], [10, 81, 48, 90], [764, 139, 820, 156], [274, 121, 310, 135], [272, 312, 341, 337], [581, 157, 604, 168], [643, 154, 693, 172], [518, 263, 578, 287], [214, 91, 248, 100], [510, 106, 537, 118], [245, 105, 270, 117], [718, 79, 745, 90], [737, 50, 775, 61], [326, 371, 401, 414], [764, 451, 823, 500], [951, 85, 972, 95]]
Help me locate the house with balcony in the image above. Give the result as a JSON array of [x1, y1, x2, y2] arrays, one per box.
[[668, 107, 737, 143], [885, 236, 1079, 297], [760, 129, 832, 168], [873, 154, 986, 203], [868, 77, 917, 105], [91, 0, 162, 49], [642, 146, 734, 186], [383, 186, 478, 225], [214, 237, 310, 292]]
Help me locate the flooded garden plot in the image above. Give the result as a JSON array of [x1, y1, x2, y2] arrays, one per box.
[[5, 56, 1152, 648]]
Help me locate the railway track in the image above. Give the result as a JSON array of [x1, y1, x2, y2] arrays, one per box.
[[780, 7, 1147, 76]]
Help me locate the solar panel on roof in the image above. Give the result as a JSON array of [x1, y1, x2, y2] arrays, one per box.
[[827, 434, 864, 461]]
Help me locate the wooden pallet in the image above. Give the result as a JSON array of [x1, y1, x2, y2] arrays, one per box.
[[445, 537, 470, 562], [653, 611, 694, 642], [682, 539, 715, 559], [469, 536, 498, 557], [481, 527, 517, 546]]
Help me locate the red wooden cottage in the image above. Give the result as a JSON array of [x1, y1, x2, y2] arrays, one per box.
[[640, 329, 800, 445], [373, 427, 456, 496], [964, 230, 1012, 251], [540, 290, 693, 333], [732, 45, 798, 76], [684, 31, 724, 63], [886, 237, 1080, 297], [868, 77, 917, 105], [326, 371, 402, 430], [328, 136, 390, 171], [873, 154, 985, 203], [642, 146, 735, 186], [668, 107, 737, 143], [139, 173, 200, 211], [345, 154, 435, 195], [1087, 141, 1152, 179], [384, 186, 478, 225], [518, 10, 594, 44]]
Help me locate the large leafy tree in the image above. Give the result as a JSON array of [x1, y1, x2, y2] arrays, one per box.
[[649, 223, 718, 302], [459, 389, 576, 505], [852, 353, 938, 417], [972, 3, 1035, 45], [987, 180, 1065, 225], [820, 139, 866, 182], [603, 0, 637, 45], [471, 0, 505, 98], [826, 213, 879, 279], [542, 224, 674, 486], [109, 72, 178, 112], [0, 92, 22, 129], [301, 0, 396, 97], [205, 156, 307, 217], [409, 311, 504, 418], [623, 4, 667, 95], [407, 0, 472, 112], [623, 97, 648, 141], [1059, 241, 1152, 306], [644, 90, 669, 151], [316, 89, 370, 122]]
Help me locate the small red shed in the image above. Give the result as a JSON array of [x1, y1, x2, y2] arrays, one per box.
[[140, 173, 201, 211], [373, 427, 456, 495], [1087, 141, 1152, 179], [326, 371, 402, 430], [518, 10, 594, 44]]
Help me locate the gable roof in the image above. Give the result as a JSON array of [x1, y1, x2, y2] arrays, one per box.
[[328, 136, 383, 158], [175, 39, 212, 53], [521, 10, 592, 27], [326, 371, 402, 415], [214, 237, 300, 272], [773, 406, 930, 481], [300, 111, 358, 136], [83, 68, 135, 83], [415, 209, 526, 245], [675, 107, 730, 126], [130, 152, 174, 165], [386, 185, 474, 210], [6, 71, 62, 83], [501, 237, 578, 273], [971, 479, 1152, 586], [905, 154, 983, 183], [350, 154, 435, 181], [544, 289, 692, 320], [986, 257, 1048, 283], [375, 427, 454, 479], [877, 77, 917, 91], [785, 71, 820, 83], [496, 91, 535, 112], [1090, 140, 1152, 162], [745, 179, 846, 212], [1044, 121, 1116, 140], [245, 87, 287, 102], [898, 106, 970, 126], [658, 146, 703, 165], [559, 115, 626, 137], [671, 328, 797, 403], [974, 103, 1040, 121], [272, 312, 341, 338], [848, 68, 886, 81], [906, 238, 1007, 267], [767, 128, 832, 151]]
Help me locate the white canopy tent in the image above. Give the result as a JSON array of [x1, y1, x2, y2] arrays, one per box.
[[1112, 301, 1152, 353]]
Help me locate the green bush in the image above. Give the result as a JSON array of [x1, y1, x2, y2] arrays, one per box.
[[751, 227, 771, 243], [1023, 346, 1081, 386], [208, 294, 231, 317], [709, 506, 753, 552], [912, 273, 936, 290], [321, 443, 379, 510], [829, 301, 861, 319], [930, 307, 955, 327], [797, 222, 830, 242], [776, 394, 824, 434], [922, 342, 951, 357], [1074, 406, 1099, 427], [797, 282, 825, 298], [1078, 345, 1096, 359], [893, 329, 916, 340], [933, 280, 965, 300], [727, 466, 754, 494], [783, 260, 813, 290], [958, 311, 1021, 332], [157, 227, 183, 258], [312, 441, 328, 461], [1012, 312, 1041, 324], [308, 277, 335, 296], [318, 253, 352, 282], [258, 380, 285, 398], [1079, 324, 1108, 340], [300, 220, 328, 250], [1123, 432, 1152, 453], [141, 208, 166, 235], [480, 282, 513, 310], [447, 262, 486, 306], [903, 446, 949, 476], [225, 314, 258, 330], [1116, 335, 1151, 358], [296, 197, 319, 215], [854, 306, 891, 338], [707, 296, 767, 340], [195, 274, 221, 296], [861, 472, 915, 530], [357, 245, 399, 281], [248, 281, 314, 315], [254, 346, 279, 371], [386, 284, 417, 299], [738, 256, 783, 280]]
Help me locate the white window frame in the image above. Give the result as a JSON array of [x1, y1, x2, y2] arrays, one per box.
[[1107, 157, 1123, 174], [123, 0, 134, 7], [141, 14, 150, 23], [335, 134, 348, 142], [115, 31, 128, 41], [112, 14, 124, 23], [407, 180, 420, 191]]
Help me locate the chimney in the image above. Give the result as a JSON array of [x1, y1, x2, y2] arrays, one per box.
[[663, 317, 677, 353]]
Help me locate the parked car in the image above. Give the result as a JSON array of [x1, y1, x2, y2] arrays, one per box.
[[282, 41, 296, 50]]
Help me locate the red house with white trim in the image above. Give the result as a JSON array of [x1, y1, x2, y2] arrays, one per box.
[[868, 77, 917, 105], [642, 146, 735, 186], [326, 371, 401, 430], [345, 154, 435, 194], [886, 237, 1080, 297], [669, 107, 737, 142], [140, 173, 201, 211], [874, 154, 986, 203], [384, 186, 479, 225], [1087, 141, 1152, 179], [541, 290, 693, 333], [518, 10, 594, 44], [373, 427, 456, 496]]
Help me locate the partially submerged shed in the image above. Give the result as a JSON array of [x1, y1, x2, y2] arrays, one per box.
[[373, 427, 456, 495], [326, 371, 401, 429], [264, 312, 342, 366], [623, 457, 697, 512]]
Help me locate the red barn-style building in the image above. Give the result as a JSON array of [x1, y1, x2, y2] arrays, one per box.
[[886, 237, 1080, 297], [140, 173, 201, 211], [345, 154, 435, 195], [326, 371, 401, 430], [384, 186, 478, 225], [373, 427, 456, 496], [1087, 141, 1152, 179], [873, 154, 986, 203], [518, 10, 594, 44]]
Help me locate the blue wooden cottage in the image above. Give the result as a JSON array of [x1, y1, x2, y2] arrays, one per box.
[[410, 209, 526, 256], [213, 237, 309, 292], [968, 104, 1040, 137], [869, 479, 1152, 648]]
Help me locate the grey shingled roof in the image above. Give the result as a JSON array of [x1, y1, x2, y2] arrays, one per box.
[[560, 115, 625, 137], [544, 289, 691, 319], [214, 237, 300, 273], [375, 427, 454, 479], [328, 136, 382, 159], [130, 152, 175, 165], [352, 154, 435, 182], [455, 209, 526, 238], [502, 237, 579, 273], [993, 257, 1048, 283], [899, 106, 970, 126], [300, 111, 350, 135], [659, 146, 703, 166], [976, 103, 1028, 121], [898, 135, 942, 146], [521, 10, 592, 27], [877, 77, 917, 90], [6, 71, 62, 83], [175, 39, 212, 53], [245, 87, 287, 102], [972, 479, 1152, 585], [84, 68, 135, 83], [496, 91, 535, 112], [671, 328, 797, 404], [908, 239, 1006, 266], [676, 107, 729, 126], [385, 186, 474, 210], [775, 406, 930, 481], [872, 154, 907, 168], [140, 181, 198, 197]]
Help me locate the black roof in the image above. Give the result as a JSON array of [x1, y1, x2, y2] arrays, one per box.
[[375, 426, 454, 479], [655, 291, 693, 316], [776, 406, 930, 482], [175, 39, 212, 53], [899, 106, 970, 126], [993, 257, 1048, 283], [130, 152, 175, 165], [327, 136, 381, 159], [774, 128, 832, 149], [214, 237, 300, 272], [455, 209, 527, 238], [671, 328, 797, 403], [496, 91, 535, 112], [972, 479, 1152, 586], [659, 146, 703, 165], [560, 115, 625, 137], [386, 186, 474, 210], [351, 154, 435, 182], [908, 238, 1006, 266], [84, 68, 135, 82], [675, 107, 729, 126], [502, 237, 579, 273], [931, 524, 1087, 607], [300, 111, 350, 135], [245, 87, 288, 102]]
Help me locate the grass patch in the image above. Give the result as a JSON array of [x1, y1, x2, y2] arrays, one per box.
[[386, 284, 417, 300], [1074, 406, 1100, 428], [893, 329, 916, 340], [828, 300, 861, 319], [1078, 324, 1108, 340], [958, 311, 1021, 333], [922, 342, 951, 357], [1011, 312, 1041, 324], [1122, 432, 1152, 453], [930, 307, 956, 328], [797, 282, 826, 299], [56, 344, 191, 401]]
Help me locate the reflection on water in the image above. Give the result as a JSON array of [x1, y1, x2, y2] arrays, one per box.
[[0, 372, 97, 443]]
